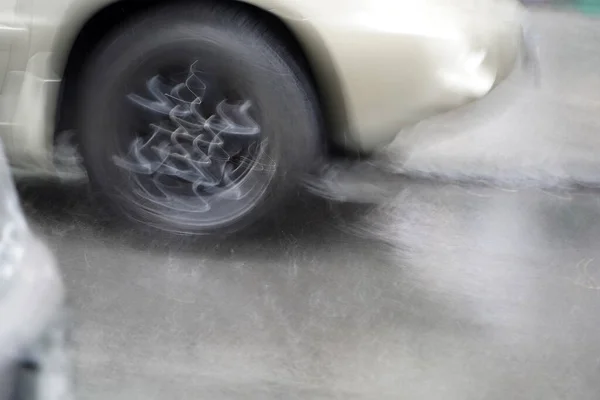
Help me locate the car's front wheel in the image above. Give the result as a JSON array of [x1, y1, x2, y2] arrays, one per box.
[[77, 3, 323, 235]]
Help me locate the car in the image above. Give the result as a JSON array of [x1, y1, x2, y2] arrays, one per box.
[[0, 0, 529, 235], [0, 142, 71, 400]]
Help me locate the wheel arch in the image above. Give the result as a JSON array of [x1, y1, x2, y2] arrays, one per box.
[[53, 0, 348, 151]]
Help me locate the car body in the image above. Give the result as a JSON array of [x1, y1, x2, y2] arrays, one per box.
[[0, 142, 70, 400], [0, 0, 526, 165], [0, 0, 529, 234]]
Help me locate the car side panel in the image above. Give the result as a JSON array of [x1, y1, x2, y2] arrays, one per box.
[[3, 0, 123, 171]]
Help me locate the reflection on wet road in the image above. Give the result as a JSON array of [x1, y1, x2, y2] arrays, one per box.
[[17, 8, 600, 400]]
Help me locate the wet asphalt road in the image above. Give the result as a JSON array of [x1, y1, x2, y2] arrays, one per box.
[[16, 8, 600, 400]]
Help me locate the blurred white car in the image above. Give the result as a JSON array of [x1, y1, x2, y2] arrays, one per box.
[[0, 144, 70, 400], [0, 0, 530, 234]]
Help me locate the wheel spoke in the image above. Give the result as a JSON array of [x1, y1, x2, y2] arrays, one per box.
[[114, 64, 263, 200]]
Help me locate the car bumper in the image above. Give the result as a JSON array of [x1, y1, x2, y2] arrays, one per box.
[[303, 0, 531, 153]]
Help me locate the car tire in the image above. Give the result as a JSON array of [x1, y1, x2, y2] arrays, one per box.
[[77, 3, 323, 235]]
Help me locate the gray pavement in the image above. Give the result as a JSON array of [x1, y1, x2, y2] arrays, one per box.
[[17, 9, 600, 400]]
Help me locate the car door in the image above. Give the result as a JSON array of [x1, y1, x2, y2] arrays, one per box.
[[0, 0, 32, 160], [0, 0, 28, 96]]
